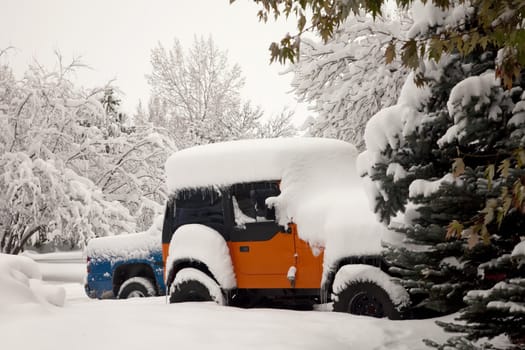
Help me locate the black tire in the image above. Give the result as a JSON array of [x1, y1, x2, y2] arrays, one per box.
[[169, 268, 223, 304], [170, 279, 213, 303], [333, 281, 400, 319], [117, 277, 157, 299]]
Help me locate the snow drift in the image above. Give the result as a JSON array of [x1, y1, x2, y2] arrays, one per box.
[[0, 253, 65, 311]]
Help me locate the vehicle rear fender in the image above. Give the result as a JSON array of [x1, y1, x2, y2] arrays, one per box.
[[165, 224, 236, 290], [112, 262, 158, 296], [322, 255, 388, 294]]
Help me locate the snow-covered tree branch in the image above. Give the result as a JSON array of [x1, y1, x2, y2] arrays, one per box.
[[290, 9, 411, 150], [0, 54, 175, 252], [147, 35, 296, 147]]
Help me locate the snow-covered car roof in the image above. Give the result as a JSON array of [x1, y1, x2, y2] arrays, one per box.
[[165, 137, 357, 191]]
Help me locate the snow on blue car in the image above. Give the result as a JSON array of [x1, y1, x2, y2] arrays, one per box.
[[85, 218, 166, 299]]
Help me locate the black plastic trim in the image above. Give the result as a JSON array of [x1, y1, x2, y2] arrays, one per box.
[[230, 222, 284, 242]]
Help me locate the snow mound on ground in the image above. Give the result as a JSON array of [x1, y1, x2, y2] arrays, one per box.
[[0, 253, 65, 309]]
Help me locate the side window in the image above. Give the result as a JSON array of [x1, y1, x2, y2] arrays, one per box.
[[250, 187, 279, 221], [174, 189, 225, 235], [231, 182, 280, 228], [161, 199, 176, 244], [232, 195, 256, 228]]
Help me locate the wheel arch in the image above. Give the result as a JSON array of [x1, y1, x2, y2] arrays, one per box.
[[166, 259, 218, 290], [165, 224, 237, 290], [322, 255, 390, 296], [112, 262, 158, 297], [331, 264, 410, 312]]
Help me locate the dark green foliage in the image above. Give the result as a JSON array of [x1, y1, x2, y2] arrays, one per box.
[[369, 34, 525, 345]]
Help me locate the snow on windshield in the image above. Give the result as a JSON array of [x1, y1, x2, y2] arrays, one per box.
[[166, 137, 385, 267]]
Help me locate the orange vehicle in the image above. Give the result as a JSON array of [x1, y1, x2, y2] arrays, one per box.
[[161, 138, 410, 317]]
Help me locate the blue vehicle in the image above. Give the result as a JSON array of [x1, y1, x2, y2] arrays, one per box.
[[85, 220, 166, 299]]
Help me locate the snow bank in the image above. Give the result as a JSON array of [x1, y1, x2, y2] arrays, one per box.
[[0, 289, 453, 350], [0, 253, 65, 310], [86, 215, 162, 263], [166, 224, 236, 290]]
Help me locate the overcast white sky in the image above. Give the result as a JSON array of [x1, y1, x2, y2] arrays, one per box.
[[1, 0, 312, 126]]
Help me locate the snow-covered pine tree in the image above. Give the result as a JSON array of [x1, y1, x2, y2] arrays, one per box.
[[427, 83, 525, 347], [361, 53, 493, 316], [359, 2, 525, 321], [431, 242, 525, 349]]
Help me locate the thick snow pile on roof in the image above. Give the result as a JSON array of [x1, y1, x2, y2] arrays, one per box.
[[166, 137, 357, 191], [86, 215, 163, 262], [166, 224, 236, 289], [0, 253, 65, 311], [167, 137, 385, 266]]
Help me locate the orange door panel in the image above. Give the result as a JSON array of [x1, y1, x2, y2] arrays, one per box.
[[229, 224, 295, 289], [293, 235, 324, 289], [228, 222, 324, 290]]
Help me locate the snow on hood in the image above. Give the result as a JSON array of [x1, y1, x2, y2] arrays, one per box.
[[86, 215, 163, 262], [0, 253, 65, 311], [166, 137, 384, 268]]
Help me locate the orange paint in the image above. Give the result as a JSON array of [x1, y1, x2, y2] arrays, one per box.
[[162, 242, 170, 278], [228, 223, 323, 289]]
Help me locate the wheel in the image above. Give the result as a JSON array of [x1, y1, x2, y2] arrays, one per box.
[[333, 281, 400, 319], [169, 268, 224, 304], [117, 277, 157, 299]]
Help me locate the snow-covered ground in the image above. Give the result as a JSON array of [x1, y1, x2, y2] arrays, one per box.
[[0, 252, 454, 350]]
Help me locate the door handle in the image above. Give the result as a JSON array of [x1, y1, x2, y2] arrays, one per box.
[[240, 246, 250, 252]]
